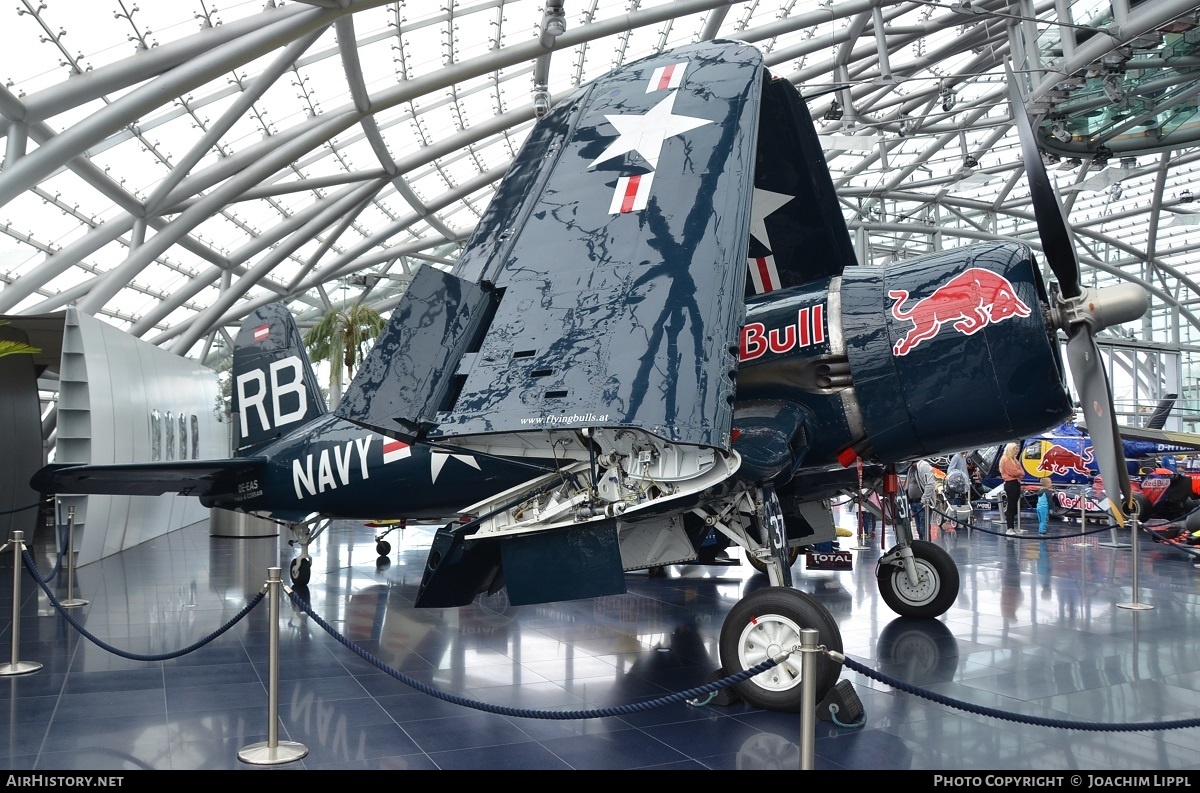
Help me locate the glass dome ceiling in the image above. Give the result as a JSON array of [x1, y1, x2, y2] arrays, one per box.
[[0, 0, 1198, 373]]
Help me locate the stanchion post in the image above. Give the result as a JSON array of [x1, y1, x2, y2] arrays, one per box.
[[1118, 509, 1153, 611], [60, 506, 87, 608], [798, 628, 818, 770], [1074, 494, 1089, 547], [238, 566, 307, 765], [0, 532, 42, 676]]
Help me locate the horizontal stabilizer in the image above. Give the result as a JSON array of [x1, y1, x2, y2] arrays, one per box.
[[31, 459, 265, 498]]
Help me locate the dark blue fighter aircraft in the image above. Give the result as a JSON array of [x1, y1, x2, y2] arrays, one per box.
[[32, 42, 1150, 712]]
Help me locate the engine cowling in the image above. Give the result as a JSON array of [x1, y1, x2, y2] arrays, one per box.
[[734, 239, 1072, 469], [841, 239, 1072, 462]]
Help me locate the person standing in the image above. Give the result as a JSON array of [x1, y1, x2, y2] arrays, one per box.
[[1036, 476, 1053, 535], [999, 442, 1025, 535], [918, 458, 938, 536], [906, 460, 926, 540], [947, 451, 970, 507]]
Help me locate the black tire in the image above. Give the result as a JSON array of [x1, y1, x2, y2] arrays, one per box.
[[876, 540, 959, 618], [718, 587, 843, 712], [1131, 492, 1153, 521], [290, 556, 311, 587], [1185, 509, 1200, 535], [746, 546, 799, 574], [376, 540, 391, 557]]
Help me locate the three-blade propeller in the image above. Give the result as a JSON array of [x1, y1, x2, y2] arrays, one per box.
[[1004, 61, 1149, 524]]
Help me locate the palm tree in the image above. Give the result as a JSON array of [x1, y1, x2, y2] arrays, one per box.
[[0, 320, 40, 359], [303, 302, 386, 407]]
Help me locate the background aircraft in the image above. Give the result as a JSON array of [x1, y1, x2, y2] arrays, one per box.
[[31, 41, 1149, 713], [976, 405, 1200, 520]]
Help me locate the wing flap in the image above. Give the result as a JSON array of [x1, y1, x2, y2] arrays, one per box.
[[337, 266, 494, 441]]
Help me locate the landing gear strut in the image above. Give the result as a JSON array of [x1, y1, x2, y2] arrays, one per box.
[[285, 516, 330, 586], [876, 539, 959, 618], [373, 519, 405, 557]]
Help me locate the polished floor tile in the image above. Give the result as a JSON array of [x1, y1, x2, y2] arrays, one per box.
[[2, 505, 1200, 770]]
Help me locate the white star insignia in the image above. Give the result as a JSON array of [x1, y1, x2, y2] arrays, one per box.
[[431, 451, 480, 484], [589, 91, 713, 170], [749, 188, 795, 254]]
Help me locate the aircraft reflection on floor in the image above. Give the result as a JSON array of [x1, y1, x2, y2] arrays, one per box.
[[14, 498, 1200, 769]]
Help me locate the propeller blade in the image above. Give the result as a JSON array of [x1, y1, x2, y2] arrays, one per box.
[[1004, 60, 1082, 299], [1065, 329, 1131, 525]]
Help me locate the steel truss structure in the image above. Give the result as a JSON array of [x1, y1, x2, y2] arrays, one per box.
[[1, 0, 1199, 429]]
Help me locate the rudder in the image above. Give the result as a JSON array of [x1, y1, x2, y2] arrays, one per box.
[[231, 303, 325, 455]]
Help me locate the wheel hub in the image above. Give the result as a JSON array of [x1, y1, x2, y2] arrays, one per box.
[[737, 615, 804, 692], [892, 562, 935, 603]]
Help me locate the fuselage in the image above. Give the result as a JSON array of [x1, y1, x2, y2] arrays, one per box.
[[207, 413, 540, 521]]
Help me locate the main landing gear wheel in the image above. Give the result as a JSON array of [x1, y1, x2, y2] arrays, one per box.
[[718, 587, 842, 712], [290, 557, 311, 587], [746, 546, 799, 574], [876, 540, 958, 619]]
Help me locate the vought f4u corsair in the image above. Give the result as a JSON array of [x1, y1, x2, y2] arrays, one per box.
[[33, 41, 1149, 712]]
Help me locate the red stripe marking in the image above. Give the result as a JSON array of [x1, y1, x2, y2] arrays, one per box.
[[657, 64, 676, 91], [754, 258, 774, 291], [621, 175, 641, 213]]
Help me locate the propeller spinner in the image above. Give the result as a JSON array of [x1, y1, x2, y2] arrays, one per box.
[[1004, 61, 1149, 524]]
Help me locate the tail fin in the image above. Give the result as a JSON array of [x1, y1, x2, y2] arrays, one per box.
[[1145, 394, 1178, 430], [231, 303, 325, 456]]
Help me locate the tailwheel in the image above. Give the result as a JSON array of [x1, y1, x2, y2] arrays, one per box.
[[718, 587, 842, 712], [876, 540, 959, 618], [290, 556, 311, 587], [376, 540, 391, 557]]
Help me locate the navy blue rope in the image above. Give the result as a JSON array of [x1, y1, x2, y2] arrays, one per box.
[[0, 501, 42, 516], [840, 655, 1200, 731], [929, 505, 1118, 539], [22, 549, 264, 661], [288, 589, 778, 720], [38, 520, 68, 584]]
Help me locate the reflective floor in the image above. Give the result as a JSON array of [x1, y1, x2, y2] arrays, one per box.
[[3, 504, 1200, 771]]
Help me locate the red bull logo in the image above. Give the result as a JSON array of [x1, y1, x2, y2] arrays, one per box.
[[1140, 476, 1170, 505], [888, 268, 1031, 356], [1035, 443, 1095, 476], [1055, 491, 1104, 512]]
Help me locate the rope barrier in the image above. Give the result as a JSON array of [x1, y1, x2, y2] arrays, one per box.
[[17, 515, 1200, 741], [22, 550, 264, 662], [927, 505, 1120, 540], [837, 653, 1200, 732], [287, 588, 777, 720], [0, 501, 43, 516]]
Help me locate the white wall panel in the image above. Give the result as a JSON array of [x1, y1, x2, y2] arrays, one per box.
[[61, 309, 222, 566]]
